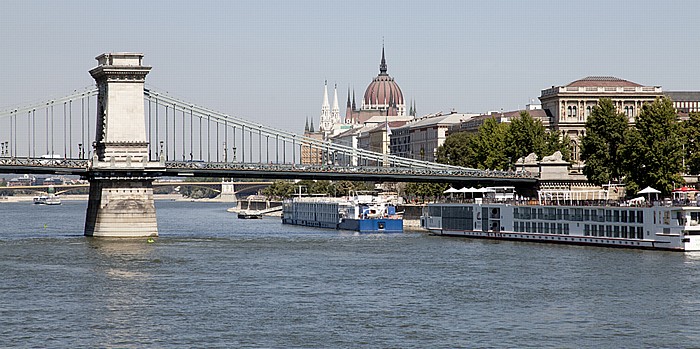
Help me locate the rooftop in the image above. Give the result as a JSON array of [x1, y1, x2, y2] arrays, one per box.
[[566, 76, 642, 88]]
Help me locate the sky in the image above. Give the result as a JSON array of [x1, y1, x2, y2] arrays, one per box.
[[1, 0, 699, 134]]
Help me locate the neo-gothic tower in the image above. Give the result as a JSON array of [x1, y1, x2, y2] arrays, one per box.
[[331, 83, 340, 125], [319, 80, 332, 135]]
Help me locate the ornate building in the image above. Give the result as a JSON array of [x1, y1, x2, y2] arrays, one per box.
[[345, 46, 407, 124], [539, 76, 663, 161]]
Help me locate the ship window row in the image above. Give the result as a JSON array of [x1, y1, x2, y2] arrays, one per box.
[[514, 207, 644, 223], [514, 221, 570, 235], [584, 224, 644, 239], [428, 206, 474, 218]]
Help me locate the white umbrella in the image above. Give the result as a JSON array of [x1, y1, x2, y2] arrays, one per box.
[[638, 186, 660, 202], [458, 187, 472, 193], [638, 186, 660, 194], [443, 187, 459, 194]]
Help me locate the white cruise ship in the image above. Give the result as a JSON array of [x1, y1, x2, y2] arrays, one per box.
[[421, 187, 700, 252]]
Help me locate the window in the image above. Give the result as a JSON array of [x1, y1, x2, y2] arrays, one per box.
[[572, 106, 578, 118], [613, 210, 620, 223], [629, 210, 636, 223], [567, 106, 572, 118], [621, 210, 627, 223], [586, 106, 592, 117], [621, 226, 628, 238], [584, 224, 590, 236], [614, 226, 620, 238], [606, 225, 612, 237], [637, 226, 644, 239], [591, 224, 598, 236], [638, 211, 644, 223]]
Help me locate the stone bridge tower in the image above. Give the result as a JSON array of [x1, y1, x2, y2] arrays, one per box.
[[84, 53, 163, 237]]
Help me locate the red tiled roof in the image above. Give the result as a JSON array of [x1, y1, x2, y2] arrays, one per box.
[[567, 76, 642, 88]]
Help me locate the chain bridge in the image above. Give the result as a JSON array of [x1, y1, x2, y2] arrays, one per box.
[[0, 53, 535, 237]]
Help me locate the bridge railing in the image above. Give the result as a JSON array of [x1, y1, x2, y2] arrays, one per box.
[[164, 161, 535, 179]]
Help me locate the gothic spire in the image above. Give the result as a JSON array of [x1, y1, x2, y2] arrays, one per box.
[[332, 83, 339, 114], [322, 80, 330, 110], [304, 117, 309, 132], [352, 89, 356, 109], [379, 45, 387, 75], [310, 119, 315, 133], [346, 88, 351, 108]]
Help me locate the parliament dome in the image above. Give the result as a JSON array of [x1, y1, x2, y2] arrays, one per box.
[[363, 47, 404, 107]]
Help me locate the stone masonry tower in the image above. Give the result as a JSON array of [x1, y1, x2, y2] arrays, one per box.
[[84, 53, 161, 237]]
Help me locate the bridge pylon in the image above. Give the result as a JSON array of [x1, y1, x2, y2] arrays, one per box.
[[84, 53, 161, 237]]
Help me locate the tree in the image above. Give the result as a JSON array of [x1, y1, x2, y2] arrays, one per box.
[[580, 98, 629, 185], [436, 131, 477, 167], [437, 118, 509, 169], [437, 111, 570, 170], [680, 112, 700, 174], [619, 97, 684, 194], [505, 111, 548, 164], [261, 180, 294, 199], [403, 182, 448, 202]]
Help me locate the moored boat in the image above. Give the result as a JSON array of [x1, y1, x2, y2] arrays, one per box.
[[421, 187, 700, 252], [238, 211, 262, 219], [33, 195, 62, 205], [282, 192, 403, 233]]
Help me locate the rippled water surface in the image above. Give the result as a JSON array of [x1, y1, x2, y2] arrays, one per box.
[[1, 200, 699, 348]]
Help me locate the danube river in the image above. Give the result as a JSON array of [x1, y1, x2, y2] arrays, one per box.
[[1, 200, 699, 348]]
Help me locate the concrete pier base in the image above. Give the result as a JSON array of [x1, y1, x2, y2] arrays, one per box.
[[84, 178, 158, 237]]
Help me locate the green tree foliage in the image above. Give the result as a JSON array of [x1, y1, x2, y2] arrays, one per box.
[[261, 180, 294, 199], [436, 118, 509, 169], [680, 112, 700, 174], [619, 97, 684, 194], [506, 111, 548, 163], [403, 182, 448, 202], [329, 180, 375, 196], [437, 112, 570, 170], [580, 98, 629, 185]]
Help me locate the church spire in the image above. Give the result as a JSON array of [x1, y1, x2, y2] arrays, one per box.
[[346, 88, 351, 108], [305, 117, 309, 132], [321, 80, 330, 112], [352, 89, 356, 109], [331, 83, 340, 123], [309, 119, 315, 133], [379, 45, 387, 75]]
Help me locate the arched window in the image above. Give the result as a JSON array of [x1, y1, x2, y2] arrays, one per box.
[[586, 106, 591, 117], [567, 106, 572, 118], [624, 106, 629, 116], [571, 139, 579, 161], [572, 106, 577, 117], [629, 106, 634, 117]]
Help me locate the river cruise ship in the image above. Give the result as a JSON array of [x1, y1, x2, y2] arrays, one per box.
[[282, 193, 403, 233], [421, 187, 700, 252]]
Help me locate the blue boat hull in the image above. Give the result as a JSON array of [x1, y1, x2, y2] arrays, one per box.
[[338, 218, 403, 233], [282, 217, 403, 233]]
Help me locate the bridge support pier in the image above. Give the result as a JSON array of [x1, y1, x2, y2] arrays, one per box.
[[85, 178, 158, 237]]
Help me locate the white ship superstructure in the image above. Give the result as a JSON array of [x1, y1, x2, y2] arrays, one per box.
[[422, 187, 700, 251]]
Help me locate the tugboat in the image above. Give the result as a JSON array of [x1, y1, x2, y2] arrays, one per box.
[[33, 186, 61, 205], [237, 210, 263, 219]]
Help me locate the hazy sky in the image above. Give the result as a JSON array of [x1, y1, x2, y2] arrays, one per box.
[[1, 0, 699, 133]]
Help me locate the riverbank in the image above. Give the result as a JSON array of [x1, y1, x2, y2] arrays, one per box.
[[0, 193, 234, 203]]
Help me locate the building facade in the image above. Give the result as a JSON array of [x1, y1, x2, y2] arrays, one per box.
[[539, 76, 663, 161]]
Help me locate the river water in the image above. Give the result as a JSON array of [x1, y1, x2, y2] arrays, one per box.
[[1, 200, 699, 348]]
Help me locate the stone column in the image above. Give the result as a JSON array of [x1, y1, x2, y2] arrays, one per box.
[[84, 53, 161, 237]]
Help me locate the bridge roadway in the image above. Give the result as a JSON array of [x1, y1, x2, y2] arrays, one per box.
[[0, 157, 537, 186]]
